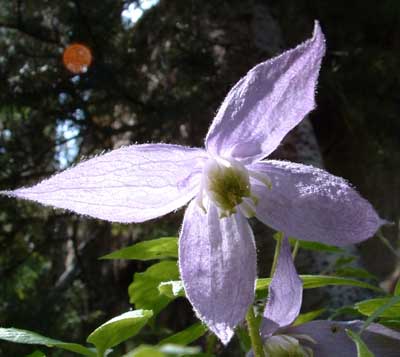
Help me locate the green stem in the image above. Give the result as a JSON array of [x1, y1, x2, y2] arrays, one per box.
[[292, 240, 300, 261], [270, 233, 283, 277], [246, 306, 265, 357], [378, 231, 400, 260]]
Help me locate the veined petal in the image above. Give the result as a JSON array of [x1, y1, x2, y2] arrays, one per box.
[[251, 160, 384, 246], [261, 236, 302, 337], [179, 200, 257, 344], [205, 21, 325, 164], [283, 320, 400, 357], [3, 144, 207, 223]]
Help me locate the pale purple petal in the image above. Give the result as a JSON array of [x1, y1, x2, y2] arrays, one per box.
[[179, 200, 257, 344], [251, 160, 384, 246], [283, 320, 400, 357], [205, 21, 325, 164], [3, 144, 207, 223], [261, 236, 302, 337]]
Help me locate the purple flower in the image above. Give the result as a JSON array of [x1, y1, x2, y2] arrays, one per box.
[[3, 22, 383, 344], [253, 237, 400, 356]]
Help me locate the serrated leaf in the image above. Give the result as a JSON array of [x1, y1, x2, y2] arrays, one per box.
[[0, 328, 95, 356], [101, 237, 178, 260], [159, 322, 207, 346], [292, 308, 325, 326], [158, 281, 185, 299], [87, 310, 153, 356], [356, 297, 400, 319], [256, 275, 381, 292], [346, 329, 375, 357], [288, 238, 344, 253], [129, 261, 180, 315]]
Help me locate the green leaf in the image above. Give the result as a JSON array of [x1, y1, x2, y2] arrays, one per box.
[[335, 267, 378, 281], [379, 319, 400, 329], [333, 255, 357, 268], [0, 328, 96, 356], [292, 308, 325, 326], [26, 351, 46, 357], [124, 344, 200, 357], [236, 326, 252, 352], [124, 345, 165, 357], [346, 329, 375, 357], [159, 344, 200, 355], [356, 297, 400, 319], [101, 237, 178, 260], [129, 261, 180, 315], [158, 281, 185, 299], [394, 279, 400, 296], [329, 306, 362, 320], [159, 322, 207, 346], [87, 309, 153, 356], [288, 238, 344, 253], [159, 275, 381, 302], [256, 275, 381, 292]]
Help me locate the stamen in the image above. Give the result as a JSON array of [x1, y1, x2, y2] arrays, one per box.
[[249, 169, 273, 189], [238, 197, 257, 218]]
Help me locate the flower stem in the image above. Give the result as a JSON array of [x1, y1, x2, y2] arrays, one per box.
[[246, 306, 265, 357], [270, 233, 283, 277], [377, 231, 400, 259]]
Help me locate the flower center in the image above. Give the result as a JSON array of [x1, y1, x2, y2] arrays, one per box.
[[197, 157, 271, 218]]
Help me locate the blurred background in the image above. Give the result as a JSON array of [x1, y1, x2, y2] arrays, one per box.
[[0, 0, 399, 355]]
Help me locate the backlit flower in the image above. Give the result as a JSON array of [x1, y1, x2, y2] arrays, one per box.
[[2, 22, 383, 344]]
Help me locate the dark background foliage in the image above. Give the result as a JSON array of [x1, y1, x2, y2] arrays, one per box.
[[0, 0, 399, 355]]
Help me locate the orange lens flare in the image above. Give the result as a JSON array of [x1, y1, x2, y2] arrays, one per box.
[[63, 43, 93, 74]]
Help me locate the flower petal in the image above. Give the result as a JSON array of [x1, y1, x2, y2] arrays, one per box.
[[251, 160, 384, 246], [261, 236, 302, 337], [4, 144, 207, 223], [283, 320, 400, 357], [179, 200, 257, 344], [205, 21, 325, 164]]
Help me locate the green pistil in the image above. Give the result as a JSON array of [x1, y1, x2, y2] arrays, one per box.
[[208, 166, 250, 214]]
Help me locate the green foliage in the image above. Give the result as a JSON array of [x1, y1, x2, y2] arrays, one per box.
[[87, 309, 153, 356], [158, 281, 185, 299], [288, 238, 344, 253], [0, 327, 96, 356], [124, 344, 200, 357], [257, 275, 381, 292], [346, 329, 375, 357], [101, 237, 178, 261], [159, 323, 207, 346], [395, 280, 400, 296], [25, 351, 46, 357], [292, 309, 325, 326], [335, 267, 378, 281], [159, 275, 381, 301], [129, 261, 180, 315], [356, 297, 400, 319]]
